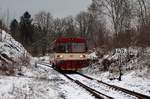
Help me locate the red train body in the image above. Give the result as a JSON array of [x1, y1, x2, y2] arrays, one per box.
[[50, 37, 89, 71]]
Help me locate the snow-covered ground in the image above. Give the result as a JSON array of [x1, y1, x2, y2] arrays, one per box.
[[0, 30, 96, 99], [0, 63, 95, 99], [35, 49, 150, 98], [36, 52, 150, 98], [67, 74, 137, 99], [0, 29, 150, 98], [83, 70, 150, 97], [82, 48, 150, 97]]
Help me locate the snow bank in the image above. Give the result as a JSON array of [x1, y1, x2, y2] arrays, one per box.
[[81, 47, 150, 96], [0, 29, 31, 75], [88, 52, 98, 60], [84, 47, 150, 76]]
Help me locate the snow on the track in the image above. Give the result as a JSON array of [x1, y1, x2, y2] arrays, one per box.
[[84, 71, 150, 97], [37, 64, 95, 99], [58, 75, 95, 99], [105, 71, 150, 96], [68, 74, 137, 99]]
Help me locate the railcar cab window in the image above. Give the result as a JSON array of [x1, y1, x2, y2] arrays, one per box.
[[54, 43, 66, 53], [54, 43, 86, 53]]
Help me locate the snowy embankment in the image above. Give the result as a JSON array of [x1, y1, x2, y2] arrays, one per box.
[[0, 29, 31, 75], [82, 47, 150, 96]]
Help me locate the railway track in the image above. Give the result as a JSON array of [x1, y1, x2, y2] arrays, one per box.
[[38, 63, 110, 99], [38, 63, 150, 99], [75, 72, 150, 99], [63, 72, 113, 99], [65, 73, 138, 99]]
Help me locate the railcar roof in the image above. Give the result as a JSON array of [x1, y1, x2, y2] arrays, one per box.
[[56, 37, 86, 43]]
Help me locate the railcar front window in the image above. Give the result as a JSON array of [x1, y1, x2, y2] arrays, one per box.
[[55, 43, 86, 53], [72, 43, 86, 52]]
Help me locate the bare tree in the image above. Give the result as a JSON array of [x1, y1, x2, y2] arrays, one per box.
[[136, 0, 148, 27], [52, 18, 66, 37], [88, 2, 107, 47], [75, 1, 107, 48], [33, 11, 53, 55], [52, 16, 75, 37], [93, 0, 133, 47], [76, 11, 90, 37], [34, 11, 53, 33], [134, 0, 150, 46]]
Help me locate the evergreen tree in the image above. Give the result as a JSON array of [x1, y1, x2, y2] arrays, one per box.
[[0, 19, 7, 31], [10, 19, 19, 41], [19, 11, 33, 46]]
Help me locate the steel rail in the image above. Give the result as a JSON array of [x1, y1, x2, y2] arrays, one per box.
[[76, 72, 150, 99], [63, 73, 114, 99], [38, 63, 113, 99]]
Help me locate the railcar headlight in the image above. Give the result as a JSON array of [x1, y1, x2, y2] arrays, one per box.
[[80, 55, 86, 58], [57, 55, 63, 58]]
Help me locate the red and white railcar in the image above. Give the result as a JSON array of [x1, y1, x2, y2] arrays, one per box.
[[49, 37, 89, 71]]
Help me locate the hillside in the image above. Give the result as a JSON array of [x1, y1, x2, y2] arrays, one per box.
[[0, 29, 31, 75]]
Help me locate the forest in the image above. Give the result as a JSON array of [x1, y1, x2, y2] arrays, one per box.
[[0, 0, 150, 56]]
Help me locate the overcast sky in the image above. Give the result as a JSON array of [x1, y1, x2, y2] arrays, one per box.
[[0, 0, 91, 21]]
